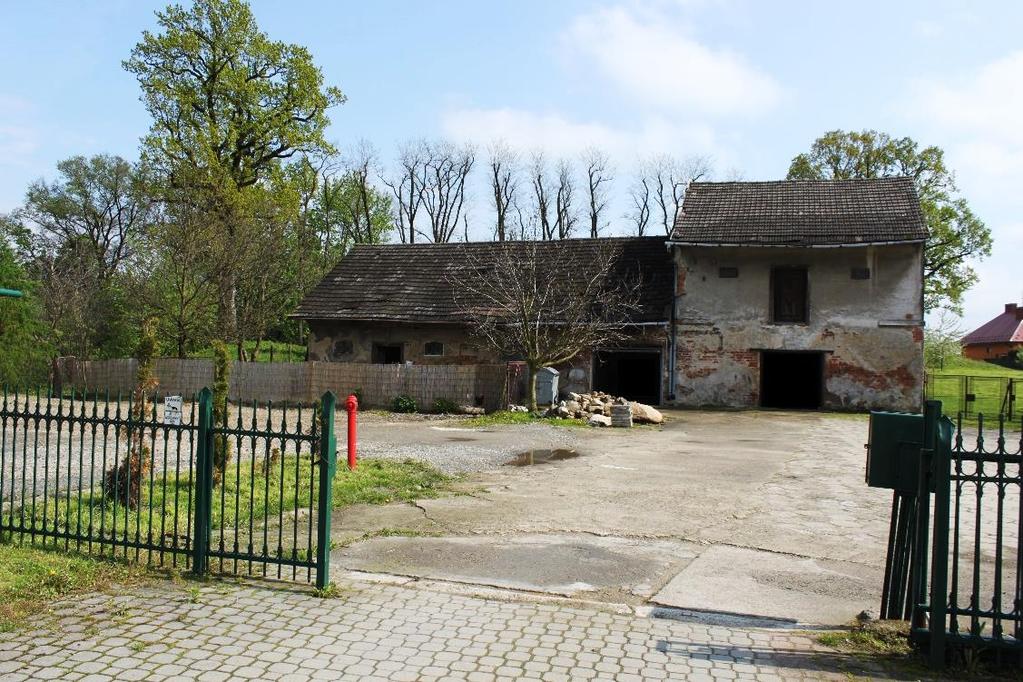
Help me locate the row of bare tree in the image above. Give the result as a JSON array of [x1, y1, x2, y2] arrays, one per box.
[[357, 139, 713, 243]]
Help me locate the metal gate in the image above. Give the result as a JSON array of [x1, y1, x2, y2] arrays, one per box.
[[0, 386, 338, 588]]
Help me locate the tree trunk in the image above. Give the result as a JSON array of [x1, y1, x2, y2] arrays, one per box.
[[527, 363, 538, 412]]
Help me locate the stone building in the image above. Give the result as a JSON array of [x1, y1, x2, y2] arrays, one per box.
[[294, 176, 926, 412], [669, 177, 926, 412]]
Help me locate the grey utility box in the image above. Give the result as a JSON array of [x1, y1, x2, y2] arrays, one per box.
[[535, 367, 560, 406]]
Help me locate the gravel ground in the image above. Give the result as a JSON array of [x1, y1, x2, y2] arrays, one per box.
[[356, 420, 582, 474]]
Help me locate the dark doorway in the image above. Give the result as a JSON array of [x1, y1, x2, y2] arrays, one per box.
[[760, 351, 824, 409], [593, 350, 662, 404], [372, 343, 403, 364]]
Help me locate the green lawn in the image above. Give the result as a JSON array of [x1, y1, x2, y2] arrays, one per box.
[[929, 355, 1023, 378], [8, 457, 450, 553]]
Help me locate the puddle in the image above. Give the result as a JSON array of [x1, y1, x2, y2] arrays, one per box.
[[504, 448, 580, 466]]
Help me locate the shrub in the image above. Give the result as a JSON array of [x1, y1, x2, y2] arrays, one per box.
[[391, 394, 417, 413], [352, 387, 363, 407], [433, 398, 459, 414]]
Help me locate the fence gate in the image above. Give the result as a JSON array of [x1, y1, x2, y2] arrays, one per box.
[[878, 401, 1023, 667], [0, 386, 338, 589]]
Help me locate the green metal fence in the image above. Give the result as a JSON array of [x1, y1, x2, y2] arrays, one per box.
[[895, 404, 1023, 667], [0, 386, 337, 588], [925, 374, 1019, 420]]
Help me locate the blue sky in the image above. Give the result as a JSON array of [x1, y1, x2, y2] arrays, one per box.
[[1, 0, 1020, 329]]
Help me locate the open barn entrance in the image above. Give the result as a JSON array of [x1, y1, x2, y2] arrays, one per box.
[[760, 351, 824, 409], [593, 349, 662, 405]]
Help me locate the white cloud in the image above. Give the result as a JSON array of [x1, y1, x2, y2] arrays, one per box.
[[910, 50, 1023, 200], [561, 5, 781, 116], [440, 107, 721, 163]]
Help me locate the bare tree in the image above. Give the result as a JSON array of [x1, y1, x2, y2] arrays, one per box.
[[422, 141, 476, 243], [451, 241, 641, 410], [554, 160, 577, 240], [529, 152, 554, 240], [642, 154, 712, 236], [582, 148, 613, 238], [384, 140, 429, 243], [488, 142, 519, 241], [627, 175, 653, 236]]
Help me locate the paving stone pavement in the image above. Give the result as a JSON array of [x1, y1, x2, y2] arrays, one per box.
[[0, 577, 913, 681]]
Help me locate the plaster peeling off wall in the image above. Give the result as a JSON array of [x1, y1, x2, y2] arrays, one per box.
[[671, 244, 924, 412]]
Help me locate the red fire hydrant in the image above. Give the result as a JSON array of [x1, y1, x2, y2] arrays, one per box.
[[345, 394, 358, 470]]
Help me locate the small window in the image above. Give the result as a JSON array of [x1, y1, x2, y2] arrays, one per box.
[[851, 267, 871, 280], [718, 266, 739, 278], [424, 341, 444, 356], [771, 267, 808, 324], [330, 339, 353, 360]]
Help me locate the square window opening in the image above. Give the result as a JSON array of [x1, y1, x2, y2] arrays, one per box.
[[424, 341, 444, 357]]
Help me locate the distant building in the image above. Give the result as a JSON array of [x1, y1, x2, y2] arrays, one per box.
[[962, 303, 1023, 361]]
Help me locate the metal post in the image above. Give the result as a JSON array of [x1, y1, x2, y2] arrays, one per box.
[[315, 392, 337, 590], [912, 400, 940, 631], [929, 412, 953, 668], [346, 394, 358, 470], [192, 388, 214, 577]]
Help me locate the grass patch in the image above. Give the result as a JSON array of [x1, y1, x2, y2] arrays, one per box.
[[0, 542, 151, 632], [8, 457, 451, 548], [461, 410, 588, 428], [929, 356, 1023, 378], [189, 340, 305, 363], [816, 620, 912, 656]]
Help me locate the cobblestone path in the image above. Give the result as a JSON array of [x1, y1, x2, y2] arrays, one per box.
[[0, 576, 904, 681]]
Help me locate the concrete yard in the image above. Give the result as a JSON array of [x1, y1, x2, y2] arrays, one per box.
[[335, 410, 900, 626]]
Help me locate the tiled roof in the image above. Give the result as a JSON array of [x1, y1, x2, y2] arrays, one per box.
[[962, 304, 1023, 346], [671, 177, 928, 246], [293, 237, 674, 324]]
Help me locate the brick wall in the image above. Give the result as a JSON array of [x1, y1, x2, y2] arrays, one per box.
[[52, 358, 508, 411]]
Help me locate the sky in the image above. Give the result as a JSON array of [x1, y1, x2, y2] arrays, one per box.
[[0, 0, 1020, 330]]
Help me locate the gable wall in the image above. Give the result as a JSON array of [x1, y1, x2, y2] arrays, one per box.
[[670, 243, 925, 411]]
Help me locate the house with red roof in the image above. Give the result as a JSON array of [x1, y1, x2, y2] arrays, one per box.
[[962, 303, 1023, 361]]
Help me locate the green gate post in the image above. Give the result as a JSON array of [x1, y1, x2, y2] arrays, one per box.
[[911, 401, 940, 632], [928, 410, 953, 668], [315, 392, 337, 590], [192, 388, 214, 577]]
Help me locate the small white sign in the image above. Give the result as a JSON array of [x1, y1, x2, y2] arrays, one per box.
[[164, 396, 183, 425]]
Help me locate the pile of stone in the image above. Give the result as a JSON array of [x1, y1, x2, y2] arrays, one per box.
[[544, 391, 664, 427]]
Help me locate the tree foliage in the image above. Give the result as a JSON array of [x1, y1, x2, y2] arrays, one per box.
[[787, 130, 992, 313]]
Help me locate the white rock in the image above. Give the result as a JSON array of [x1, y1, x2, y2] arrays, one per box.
[[630, 402, 663, 424], [587, 414, 612, 427]]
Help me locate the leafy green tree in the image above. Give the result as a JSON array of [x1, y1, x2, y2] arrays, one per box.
[[6, 155, 151, 359], [125, 0, 345, 342], [0, 234, 51, 385], [787, 130, 992, 313]]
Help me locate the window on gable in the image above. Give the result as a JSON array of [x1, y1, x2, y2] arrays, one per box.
[[771, 267, 808, 324], [424, 341, 444, 356], [851, 266, 871, 280], [718, 266, 739, 278]]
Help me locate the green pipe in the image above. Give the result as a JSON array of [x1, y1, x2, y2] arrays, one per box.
[[0, 288, 23, 298]]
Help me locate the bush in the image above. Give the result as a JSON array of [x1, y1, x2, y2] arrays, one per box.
[[391, 394, 417, 413], [352, 387, 363, 407], [432, 398, 459, 414]]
